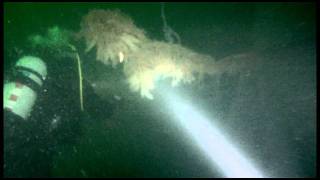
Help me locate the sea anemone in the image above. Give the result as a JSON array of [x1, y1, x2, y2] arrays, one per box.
[[78, 9, 148, 67]]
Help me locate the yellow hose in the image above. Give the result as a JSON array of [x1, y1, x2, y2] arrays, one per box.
[[68, 44, 84, 111]]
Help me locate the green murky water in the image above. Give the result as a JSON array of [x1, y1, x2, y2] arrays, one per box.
[[4, 2, 316, 178]]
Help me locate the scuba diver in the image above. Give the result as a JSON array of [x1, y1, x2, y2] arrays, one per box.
[[3, 44, 114, 177]]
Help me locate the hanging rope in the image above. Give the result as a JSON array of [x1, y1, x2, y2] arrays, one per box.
[[161, 2, 181, 44]]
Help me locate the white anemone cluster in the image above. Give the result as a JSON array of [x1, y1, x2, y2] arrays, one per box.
[[79, 9, 216, 100]]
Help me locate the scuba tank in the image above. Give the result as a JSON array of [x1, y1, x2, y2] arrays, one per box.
[[4, 56, 47, 121]]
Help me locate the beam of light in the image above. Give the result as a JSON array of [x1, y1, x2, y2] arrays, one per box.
[[161, 91, 265, 178]]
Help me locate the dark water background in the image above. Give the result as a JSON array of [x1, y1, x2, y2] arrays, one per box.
[[4, 2, 316, 178]]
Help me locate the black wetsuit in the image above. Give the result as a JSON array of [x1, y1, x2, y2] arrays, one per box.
[[4, 53, 113, 177]]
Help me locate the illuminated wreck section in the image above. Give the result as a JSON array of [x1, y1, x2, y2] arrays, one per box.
[[123, 40, 217, 99], [78, 9, 217, 100], [78, 9, 266, 178]]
